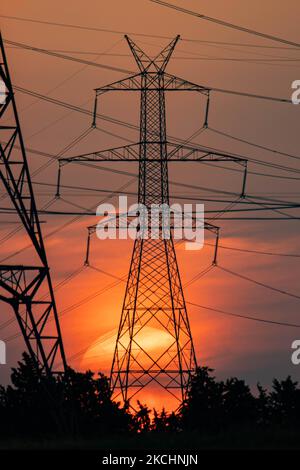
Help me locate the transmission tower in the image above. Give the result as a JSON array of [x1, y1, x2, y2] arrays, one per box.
[[0, 33, 66, 375], [58, 35, 247, 405]]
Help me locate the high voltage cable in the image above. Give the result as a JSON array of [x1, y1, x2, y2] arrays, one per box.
[[0, 184, 132, 337], [4, 39, 132, 74], [3, 191, 300, 336], [65, 297, 300, 365], [65, 258, 300, 364], [0, 178, 136, 263], [150, 0, 300, 49], [51, 263, 300, 333], [31, 150, 300, 205], [61, 330, 117, 366], [7, 259, 299, 344], [1, 176, 300, 216], [208, 217, 300, 220], [1, 14, 300, 50], [205, 241, 300, 259], [14, 86, 298, 178], [9, 38, 300, 75], [4, 38, 125, 137], [245, 195, 298, 221], [8, 46, 300, 69], [14, 85, 137, 131], [16, 182, 292, 203], [14, 86, 300, 179], [9, 44, 292, 103], [32, 126, 93, 179], [2, 20, 300, 368], [5, 267, 300, 344], [0, 127, 95, 249], [30, 202, 300, 212], [3, 271, 127, 343], [218, 265, 300, 301], [209, 127, 300, 164], [1, 203, 298, 216], [0, 209, 296, 220], [21, 141, 300, 207], [2, 180, 299, 219], [10, 48, 300, 60], [4, 250, 300, 343], [58, 264, 216, 365], [182, 141, 300, 176], [186, 301, 300, 329]]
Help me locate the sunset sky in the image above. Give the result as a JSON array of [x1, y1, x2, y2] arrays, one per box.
[[1, 0, 300, 410]]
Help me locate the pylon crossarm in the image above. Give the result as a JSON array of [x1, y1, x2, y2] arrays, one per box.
[[166, 142, 247, 162], [95, 73, 142, 95], [87, 218, 219, 235], [163, 72, 210, 95], [59, 141, 248, 163], [85, 219, 220, 267], [59, 143, 140, 163], [95, 73, 210, 94]]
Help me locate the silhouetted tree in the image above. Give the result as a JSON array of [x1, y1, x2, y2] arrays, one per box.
[[270, 376, 300, 427], [151, 408, 180, 432], [223, 378, 257, 428], [179, 367, 225, 432], [3, 354, 300, 443], [131, 401, 151, 433], [0, 353, 131, 439], [256, 383, 271, 427]]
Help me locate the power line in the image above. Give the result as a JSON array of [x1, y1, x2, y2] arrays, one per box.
[[4, 259, 300, 344], [0, 176, 136, 263], [2, 14, 300, 51], [11, 48, 292, 103], [49, 259, 300, 365], [187, 301, 300, 328], [218, 265, 300, 301], [0, 202, 298, 216], [14, 85, 137, 131], [5, 38, 124, 127], [27, 146, 300, 207], [150, 0, 300, 49], [209, 127, 300, 164], [14, 86, 299, 181], [4, 39, 132, 74], [8, 45, 300, 69], [206, 241, 300, 259]]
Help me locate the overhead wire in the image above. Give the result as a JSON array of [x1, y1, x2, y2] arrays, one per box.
[[2, 12, 300, 353], [150, 0, 300, 49], [218, 265, 300, 301], [2, 13, 300, 50]]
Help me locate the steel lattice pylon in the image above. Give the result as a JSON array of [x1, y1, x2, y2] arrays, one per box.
[[107, 35, 199, 405], [0, 33, 66, 376], [58, 34, 246, 405]]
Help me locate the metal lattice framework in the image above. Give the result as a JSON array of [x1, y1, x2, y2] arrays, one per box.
[[109, 36, 197, 403], [58, 35, 247, 405], [0, 33, 66, 376]]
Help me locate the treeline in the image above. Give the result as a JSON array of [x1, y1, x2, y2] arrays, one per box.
[[1, 353, 300, 440]]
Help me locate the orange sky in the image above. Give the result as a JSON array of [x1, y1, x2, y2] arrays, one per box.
[[1, 0, 300, 410]]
